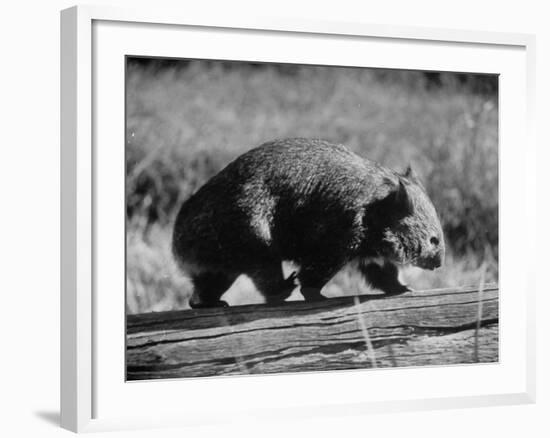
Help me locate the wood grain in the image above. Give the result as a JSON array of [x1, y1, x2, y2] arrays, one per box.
[[126, 284, 498, 380]]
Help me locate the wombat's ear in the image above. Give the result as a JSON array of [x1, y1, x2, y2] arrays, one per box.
[[392, 178, 414, 217], [364, 178, 413, 227], [403, 165, 422, 185]]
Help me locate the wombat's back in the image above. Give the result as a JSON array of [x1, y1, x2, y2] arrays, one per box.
[[172, 138, 397, 271]]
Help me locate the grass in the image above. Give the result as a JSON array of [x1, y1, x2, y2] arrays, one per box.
[[126, 59, 498, 315]]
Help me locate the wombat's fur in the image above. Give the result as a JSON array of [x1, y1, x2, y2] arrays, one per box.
[[172, 138, 445, 308]]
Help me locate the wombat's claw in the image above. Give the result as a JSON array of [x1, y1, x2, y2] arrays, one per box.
[[266, 272, 298, 304], [285, 271, 298, 286]]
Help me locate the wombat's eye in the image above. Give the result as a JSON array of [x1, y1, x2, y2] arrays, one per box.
[[430, 236, 440, 246]]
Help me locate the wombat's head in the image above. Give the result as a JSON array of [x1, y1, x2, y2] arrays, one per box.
[[368, 166, 445, 270]]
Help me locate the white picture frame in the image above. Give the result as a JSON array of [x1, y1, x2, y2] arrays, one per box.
[[60, 4, 536, 433]]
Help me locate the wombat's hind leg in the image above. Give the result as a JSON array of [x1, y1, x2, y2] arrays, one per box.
[[360, 262, 411, 296], [189, 271, 237, 309], [247, 263, 298, 305]]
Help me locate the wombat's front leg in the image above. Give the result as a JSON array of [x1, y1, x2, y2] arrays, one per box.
[[360, 261, 411, 296], [247, 264, 298, 304], [189, 271, 237, 308], [298, 262, 342, 302]]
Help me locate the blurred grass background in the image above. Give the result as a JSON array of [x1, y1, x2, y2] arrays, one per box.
[[126, 58, 498, 314]]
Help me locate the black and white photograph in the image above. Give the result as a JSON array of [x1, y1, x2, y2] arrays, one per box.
[[125, 57, 499, 380], [2, 0, 546, 434]]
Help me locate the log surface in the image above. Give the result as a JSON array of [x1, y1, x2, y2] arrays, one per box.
[[126, 284, 498, 380]]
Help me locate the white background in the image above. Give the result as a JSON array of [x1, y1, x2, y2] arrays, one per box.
[[0, 0, 547, 437]]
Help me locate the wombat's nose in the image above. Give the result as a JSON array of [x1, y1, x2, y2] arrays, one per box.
[[433, 249, 445, 268], [423, 252, 443, 270]]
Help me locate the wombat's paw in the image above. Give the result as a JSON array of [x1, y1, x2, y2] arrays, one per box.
[[307, 294, 328, 302], [384, 284, 413, 296], [266, 273, 299, 305], [284, 271, 298, 288], [189, 300, 229, 309], [301, 287, 327, 302]]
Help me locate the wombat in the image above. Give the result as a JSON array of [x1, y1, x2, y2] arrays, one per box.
[[172, 138, 445, 308]]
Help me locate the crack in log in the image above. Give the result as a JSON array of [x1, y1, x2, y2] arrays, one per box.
[[127, 319, 498, 374]]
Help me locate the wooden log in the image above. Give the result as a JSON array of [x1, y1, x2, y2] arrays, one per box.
[[126, 284, 498, 380]]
